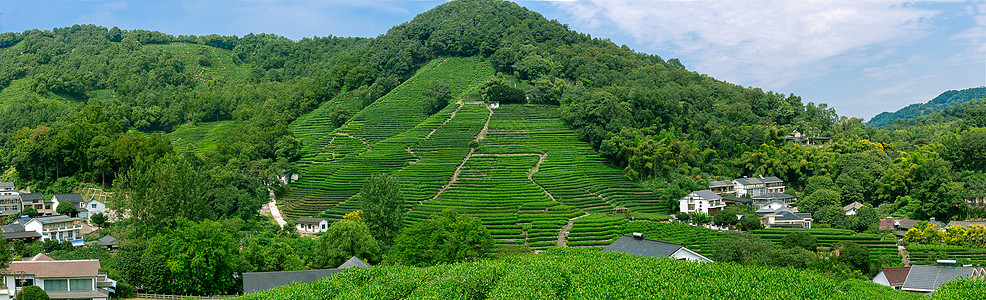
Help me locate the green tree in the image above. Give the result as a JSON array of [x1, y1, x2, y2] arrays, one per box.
[[803, 175, 836, 196], [146, 218, 239, 295], [800, 189, 841, 213], [691, 212, 711, 225], [56, 202, 77, 216], [833, 241, 869, 274], [423, 81, 452, 115], [312, 220, 380, 269], [112, 155, 212, 234], [358, 174, 406, 246], [780, 232, 817, 251], [16, 285, 49, 300], [89, 212, 108, 228], [386, 210, 494, 267], [712, 231, 773, 265], [21, 206, 39, 218], [240, 238, 306, 273], [482, 79, 525, 104], [327, 103, 350, 127]]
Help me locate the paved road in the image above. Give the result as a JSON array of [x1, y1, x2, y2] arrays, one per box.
[[267, 189, 287, 228]]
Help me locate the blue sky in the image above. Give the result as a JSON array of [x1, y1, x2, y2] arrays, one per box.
[[1, 0, 983, 121]]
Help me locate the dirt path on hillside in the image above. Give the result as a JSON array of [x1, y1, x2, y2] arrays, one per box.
[[263, 189, 287, 228], [558, 214, 589, 247], [476, 103, 493, 141], [899, 245, 910, 266]]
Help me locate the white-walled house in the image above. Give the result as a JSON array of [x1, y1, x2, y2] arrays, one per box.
[[296, 217, 328, 233], [732, 177, 766, 197], [0, 182, 16, 196], [0, 254, 114, 300], [24, 215, 82, 242], [679, 190, 726, 216], [82, 198, 107, 220]]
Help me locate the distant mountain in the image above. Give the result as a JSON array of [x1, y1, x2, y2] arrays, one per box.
[[868, 87, 986, 127]]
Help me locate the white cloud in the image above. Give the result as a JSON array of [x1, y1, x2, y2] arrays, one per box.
[[552, 1, 938, 90]]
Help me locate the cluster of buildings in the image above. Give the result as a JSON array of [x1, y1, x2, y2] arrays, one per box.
[[0, 182, 108, 220], [679, 175, 812, 229], [873, 261, 985, 294]]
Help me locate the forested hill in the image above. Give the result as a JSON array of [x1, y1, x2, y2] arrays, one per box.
[[868, 87, 986, 128]]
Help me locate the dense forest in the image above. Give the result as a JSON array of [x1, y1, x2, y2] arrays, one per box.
[[1, 0, 985, 296], [869, 87, 986, 128]]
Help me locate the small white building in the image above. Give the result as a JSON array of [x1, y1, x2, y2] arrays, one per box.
[[82, 198, 107, 220], [843, 201, 864, 216], [24, 215, 82, 242], [296, 217, 328, 233], [679, 190, 725, 216], [0, 182, 16, 196]]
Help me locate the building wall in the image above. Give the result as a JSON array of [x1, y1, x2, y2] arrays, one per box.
[[872, 271, 890, 287], [671, 248, 712, 263]]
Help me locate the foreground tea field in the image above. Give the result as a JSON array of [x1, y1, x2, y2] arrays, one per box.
[[234, 248, 981, 300]]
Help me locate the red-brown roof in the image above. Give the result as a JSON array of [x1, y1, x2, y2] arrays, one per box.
[[883, 266, 911, 286], [3, 259, 100, 278]]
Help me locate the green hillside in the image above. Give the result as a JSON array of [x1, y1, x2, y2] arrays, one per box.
[[234, 248, 986, 300], [869, 87, 986, 127]]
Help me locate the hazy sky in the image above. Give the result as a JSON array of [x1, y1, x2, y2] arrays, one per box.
[[1, 0, 983, 120]]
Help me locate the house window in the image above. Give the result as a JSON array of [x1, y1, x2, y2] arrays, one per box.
[[70, 278, 93, 291], [321, 223, 326, 230], [91, 204, 97, 208], [15, 278, 34, 287], [45, 279, 69, 291]]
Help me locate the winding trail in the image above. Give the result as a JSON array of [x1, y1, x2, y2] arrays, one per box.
[[265, 189, 287, 228], [558, 214, 589, 247]]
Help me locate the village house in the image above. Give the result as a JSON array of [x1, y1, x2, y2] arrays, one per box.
[[785, 130, 831, 147], [296, 217, 329, 233], [602, 233, 712, 263], [0, 222, 40, 242], [732, 177, 766, 197], [23, 215, 82, 242], [0, 182, 16, 196], [243, 256, 370, 294], [872, 261, 985, 294], [0, 196, 19, 217], [708, 176, 787, 198], [756, 200, 813, 229], [751, 192, 795, 207], [708, 180, 734, 195], [967, 195, 984, 208], [843, 201, 865, 215], [18, 193, 47, 215], [51, 193, 86, 217], [679, 190, 726, 216], [0, 253, 116, 300], [81, 197, 107, 220]]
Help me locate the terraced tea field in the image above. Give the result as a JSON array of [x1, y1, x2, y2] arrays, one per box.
[[907, 244, 986, 265], [752, 228, 901, 263]]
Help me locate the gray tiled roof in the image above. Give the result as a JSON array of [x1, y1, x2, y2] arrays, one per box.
[[708, 180, 733, 188], [722, 196, 751, 203], [86, 235, 118, 247], [0, 182, 13, 189], [733, 178, 763, 185], [33, 215, 76, 224], [751, 193, 794, 200], [761, 177, 783, 184], [1, 224, 24, 233], [338, 256, 371, 269], [243, 269, 344, 294], [3, 231, 40, 239], [602, 235, 684, 258], [53, 193, 85, 203], [689, 190, 722, 201], [901, 265, 979, 292], [296, 217, 326, 225], [19, 193, 43, 201]]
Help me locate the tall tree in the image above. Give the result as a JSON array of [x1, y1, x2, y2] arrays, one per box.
[[386, 210, 493, 267], [358, 174, 405, 246], [312, 220, 380, 268]]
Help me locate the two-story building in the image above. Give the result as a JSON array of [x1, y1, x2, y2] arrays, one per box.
[[0, 196, 19, 217], [51, 194, 86, 217], [679, 190, 726, 216], [0, 183, 16, 196], [18, 193, 46, 215], [0, 254, 114, 300], [761, 176, 786, 194], [967, 195, 984, 208], [756, 200, 813, 229], [733, 177, 766, 197], [81, 198, 107, 220], [23, 215, 82, 242]]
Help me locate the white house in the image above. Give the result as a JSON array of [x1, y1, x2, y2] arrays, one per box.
[[761, 176, 786, 194], [0, 254, 115, 300], [843, 201, 864, 216], [24, 215, 82, 242], [679, 190, 726, 216], [82, 198, 107, 220], [0, 182, 16, 196], [296, 217, 328, 233], [756, 200, 813, 229], [602, 234, 712, 263], [732, 177, 766, 197]]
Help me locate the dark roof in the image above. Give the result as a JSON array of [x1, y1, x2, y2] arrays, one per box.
[[338, 256, 371, 269], [19, 193, 43, 201], [775, 211, 811, 221], [86, 235, 118, 247], [761, 176, 783, 184], [602, 235, 685, 258], [53, 193, 85, 203], [751, 193, 794, 200], [31, 215, 77, 224], [1, 224, 24, 233], [3, 231, 40, 240], [685, 190, 722, 201], [243, 269, 344, 294], [902, 265, 980, 292], [883, 266, 911, 286], [733, 178, 763, 185], [708, 180, 733, 188], [296, 217, 326, 225], [722, 196, 751, 203]]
